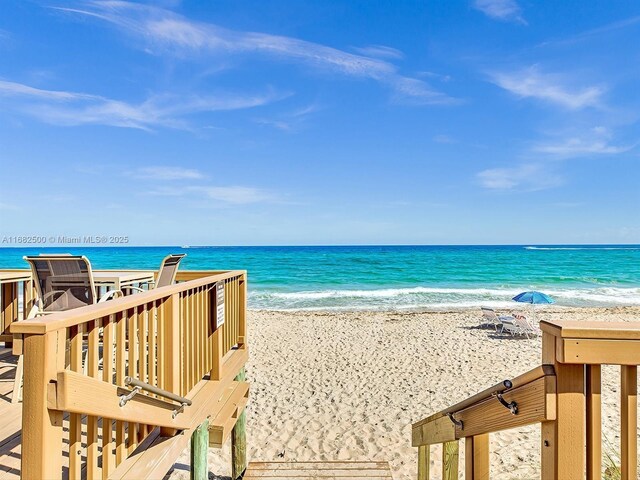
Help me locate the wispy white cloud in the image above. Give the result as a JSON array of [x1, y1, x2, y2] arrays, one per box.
[[477, 163, 563, 191], [0, 202, 19, 211], [351, 45, 404, 60], [129, 166, 205, 180], [473, 0, 526, 25], [433, 134, 455, 144], [54, 2, 455, 105], [490, 66, 605, 109], [534, 127, 635, 158], [193, 186, 274, 204], [538, 15, 640, 47], [146, 184, 277, 204], [254, 103, 321, 132], [0, 79, 284, 130]]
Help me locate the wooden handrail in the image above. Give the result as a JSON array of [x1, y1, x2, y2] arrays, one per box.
[[11, 270, 245, 334], [412, 320, 640, 480]]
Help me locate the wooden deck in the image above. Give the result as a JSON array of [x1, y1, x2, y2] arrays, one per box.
[[0, 347, 21, 479], [244, 462, 393, 479]]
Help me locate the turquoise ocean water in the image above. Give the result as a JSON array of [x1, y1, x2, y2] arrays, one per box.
[[1, 245, 639, 310]]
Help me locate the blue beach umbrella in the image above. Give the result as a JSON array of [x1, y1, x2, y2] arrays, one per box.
[[512, 291, 554, 321]]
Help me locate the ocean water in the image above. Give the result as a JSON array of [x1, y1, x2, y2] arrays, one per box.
[[1, 245, 639, 310]]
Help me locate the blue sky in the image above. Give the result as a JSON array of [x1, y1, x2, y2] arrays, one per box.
[[0, 0, 639, 245]]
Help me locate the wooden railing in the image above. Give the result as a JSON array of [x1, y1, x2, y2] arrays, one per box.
[[411, 320, 640, 480], [0, 271, 35, 346], [10, 270, 247, 480]]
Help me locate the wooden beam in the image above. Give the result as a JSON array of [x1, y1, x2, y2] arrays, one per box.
[[465, 434, 489, 480], [412, 415, 456, 447], [454, 376, 555, 438], [620, 365, 637, 480], [559, 338, 640, 365]]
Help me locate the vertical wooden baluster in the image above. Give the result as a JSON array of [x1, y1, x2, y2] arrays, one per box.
[[127, 308, 138, 454], [138, 304, 148, 438], [115, 311, 126, 464], [149, 301, 157, 390], [586, 365, 601, 480], [442, 441, 459, 480], [465, 434, 489, 480], [87, 319, 100, 480], [418, 445, 429, 480], [621, 365, 638, 480], [199, 286, 205, 379], [157, 299, 165, 392], [102, 315, 115, 479], [69, 325, 84, 480]]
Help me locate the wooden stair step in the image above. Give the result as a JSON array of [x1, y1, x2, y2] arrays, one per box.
[[208, 380, 249, 448], [244, 461, 393, 479]]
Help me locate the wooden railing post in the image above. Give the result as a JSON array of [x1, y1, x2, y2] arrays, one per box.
[[465, 434, 489, 480], [418, 445, 429, 480], [21, 329, 65, 479], [232, 367, 248, 479], [442, 441, 459, 480], [238, 274, 247, 347], [541, 332, 585, 480]]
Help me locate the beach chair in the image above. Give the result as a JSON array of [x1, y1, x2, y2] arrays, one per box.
[[513, 314, 538, 339], [12, 255, 122, 402], [481, 307, 515, 331], [123, 253, 186, 294]]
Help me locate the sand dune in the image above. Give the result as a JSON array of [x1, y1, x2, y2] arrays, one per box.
[[169, 306, 640, 479]]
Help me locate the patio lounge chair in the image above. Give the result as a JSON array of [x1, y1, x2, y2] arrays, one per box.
[[122, 253, 186, 294], [500, 314, 538, 339], [481, 307, 517, 331], [12, 255, 122, 402]]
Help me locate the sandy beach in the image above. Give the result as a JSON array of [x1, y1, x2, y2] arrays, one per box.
[[169, 306, 640, 479]]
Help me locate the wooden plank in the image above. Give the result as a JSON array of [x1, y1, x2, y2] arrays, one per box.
[[417, 445, 429, 480], [442, 441, 458, 480], [54, 371, 191, 429], [620, 365, 637, 480], [209, 381, 249, 448], [414, 365, 554, 426], [559, 338, 640, 365], [453, 376, 555, 438], [585, 365, 601, 480], [465, 434, 489, 480], [247, 462, 390, 470], [412, 414, 456, 447]]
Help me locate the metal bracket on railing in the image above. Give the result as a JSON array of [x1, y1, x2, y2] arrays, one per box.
[[447, 413, 463, 430], [119, 386, 142, 407], [493, 393, 518, 415], [172, 402, 189, 419], [120, 376, 193, 417]]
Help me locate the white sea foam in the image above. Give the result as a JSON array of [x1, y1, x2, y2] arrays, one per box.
[[250, 286, 640, 310], [524, 246, 639, 251]]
